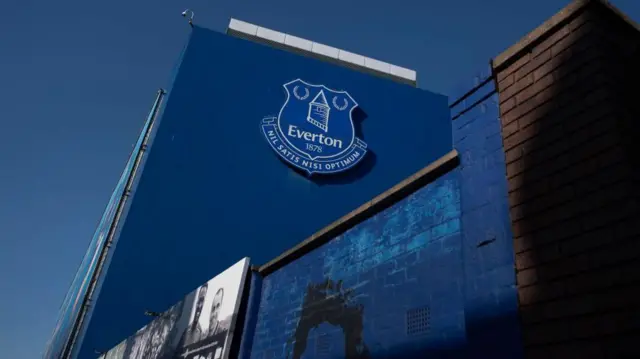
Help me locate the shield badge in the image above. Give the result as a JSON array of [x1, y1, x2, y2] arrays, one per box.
[[261, 79, 368, 175]]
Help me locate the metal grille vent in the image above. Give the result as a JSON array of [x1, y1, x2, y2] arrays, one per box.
[[315, 333, 331, 357], [406, 306, 430, 336]]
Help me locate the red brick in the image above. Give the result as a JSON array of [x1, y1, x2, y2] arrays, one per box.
[[514, 236, 533, 253], [511, 201, 581, 237], [598, 310, 640, 336], [522, 319, 570, 345], [497, 52, 531, 82], [500, 73, 534, 102], [500, 98, 549, 127], [564, 261, 640, 295], [504, 146, 523, 164], [547, 296, 597, 320], [594, 285, 640, 310], [536, 253, 589, 280], [508, 189, 524, 207], [525, 279, 566, 303], [603, 333, 640, 358], [516, 250, 537, 271], [604, 334, 640, 358], [616, 217, 640, 239], [581, 182, 630, 211], [503, 123, 541, 151], [516, 177, 551, 205], [515, 49, 553, 82], [569, 8, 597, 32], [519, 304, 544, 324], [508, 173, 524, 192], [529, 340, 605, 359], [593, 145, 625, 168], [560, 226, 614, 256], [588, 236, 640, 269], [539, 131, 617, 177], [499, 5, 639, 358], [574, 163, 630, 196], [552, 39, 604, 79], [502, 120, 519, 138], [515, 72, 555, 104], [550, 21, 599, 58], [498, 73, 515, 92], [518, 285, 539, 306], [548, 146, 624, 190], [581, 199, 637, 231], [564, 109, 617, 142], [570, 315, 603, 339], [518, 88, 555, 120], [500, 96, 517, 114], [515, 219, 576, 248], [517, 267, 539, 286], [510, 204, 524, 221], [502, 82, 611, 152], [532, 25, 572, 58], [506, 158, 525, 179], [535, 186, 574, 212]]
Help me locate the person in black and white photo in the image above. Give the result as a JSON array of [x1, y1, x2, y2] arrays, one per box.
[[141, 300, 185, 359], [178, 283, 208, 348], [207, 288, 224, 337], [99, 259, 250, 359]]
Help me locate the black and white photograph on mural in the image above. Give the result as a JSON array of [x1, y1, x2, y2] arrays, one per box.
[[97, 258, 250, 359]]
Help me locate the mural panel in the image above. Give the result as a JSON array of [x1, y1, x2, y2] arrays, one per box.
[[251, 172, 465, 359], [98, 258, 250, 359]]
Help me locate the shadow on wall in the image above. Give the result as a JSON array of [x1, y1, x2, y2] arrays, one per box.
[[279, 278, 470, 359], [287, 279, 369, 359], [498, 7, 640, 358], [248, 172, 468, 359]]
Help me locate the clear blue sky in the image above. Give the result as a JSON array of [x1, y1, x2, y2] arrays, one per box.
[[1, 0, 638, 358]]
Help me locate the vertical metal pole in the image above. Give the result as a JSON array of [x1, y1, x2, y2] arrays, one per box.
[[61, 88, 167, 359]]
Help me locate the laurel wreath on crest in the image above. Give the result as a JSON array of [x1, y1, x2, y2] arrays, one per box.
[[293, 86, 309, 100], [332, 96, 348, 111], [293, 85, 349, 111]]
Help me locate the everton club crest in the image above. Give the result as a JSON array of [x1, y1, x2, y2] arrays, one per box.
[[261, 79, 368, 175]]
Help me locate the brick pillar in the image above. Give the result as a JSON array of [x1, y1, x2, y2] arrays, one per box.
[[491, 0, 640, 358]]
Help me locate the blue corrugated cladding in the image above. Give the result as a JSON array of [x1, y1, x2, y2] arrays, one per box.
[[243, 67, 523, 358], [77, 26, 452, 358]]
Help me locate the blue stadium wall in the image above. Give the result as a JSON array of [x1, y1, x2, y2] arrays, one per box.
[[239, 69, 523, 359], [76, 26, 454, 358]]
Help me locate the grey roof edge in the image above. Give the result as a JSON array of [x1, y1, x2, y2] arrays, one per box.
[[226, 18, 418, 87]]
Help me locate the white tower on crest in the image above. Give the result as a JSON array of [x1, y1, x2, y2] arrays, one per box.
[[307, 90, 330, 132]]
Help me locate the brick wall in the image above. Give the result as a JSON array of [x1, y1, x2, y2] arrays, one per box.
[[249, 172, 466, 359], [492, 0, 640, 357]]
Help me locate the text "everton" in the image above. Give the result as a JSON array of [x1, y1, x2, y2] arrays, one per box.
[[287, 125, 343, 149]]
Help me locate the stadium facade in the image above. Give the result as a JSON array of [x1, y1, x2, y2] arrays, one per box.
[[46, 0, 640, 358]]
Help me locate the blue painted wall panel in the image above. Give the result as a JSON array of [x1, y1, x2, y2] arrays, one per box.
[[77, 26, 452, 358], [452, 74, 522, 358], [237, 272, 263, 359], [250, 172, 466, 359]]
